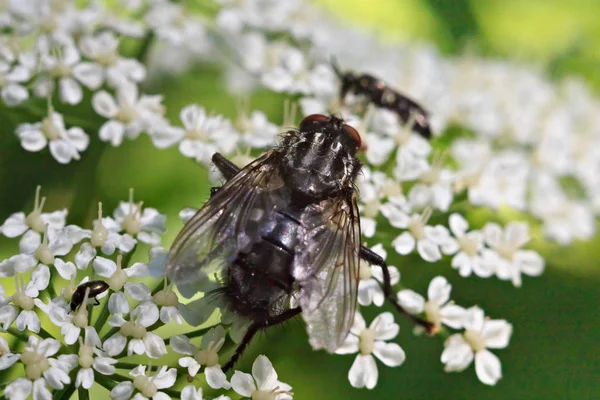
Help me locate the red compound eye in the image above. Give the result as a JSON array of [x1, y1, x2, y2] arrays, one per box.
[[299, 114, 330, 130], [343, 124, 362, 149]]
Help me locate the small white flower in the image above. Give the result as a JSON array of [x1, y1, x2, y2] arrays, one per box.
[[93, 255, 149, 294], [103, 301, 167, 359], [441, 306, 512, 386], [335, 312, 405, 390], [35, 43, 103, 105], [88, 202, 136, 255], [79, 31, 146, 88], [397, 276, 466, 333], [408, 155, 454, 212], [110, 365, 177, 400], [16, 111, 89, 164], [385, 207, 451, 262], [0, 270, 49, 333], [171, 326, 230, 389], [357, 244, 400, 307], [93, 83, 164, 146], [111, 189, 167, 246], [75, 328, 117, 389], [441, 213, 492, 278], [231, 355, 293, 399], [145, 2, 207, 48], [4, 336, 74, 399], [482, 221, 545, 287]]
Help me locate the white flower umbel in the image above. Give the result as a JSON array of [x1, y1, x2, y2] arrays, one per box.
[[482, 221, 544, 287], [397, 276, 465, 334], [4, 336, 73, 399], [93, 83, 165, 146], [441, 306, 512, 386], [357, 244, 400, 307], [441, 213, 492, 278], [335, 312, 406, 390], [171, 326, 230, 389], [110, 365, 177, 400], [75, 327, 117, 389], [15, 109, 89, 164], [384, 206, 452, 262], [231, 355, 293, 400]]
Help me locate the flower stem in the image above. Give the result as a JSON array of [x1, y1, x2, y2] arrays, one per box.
[[78, 387, 89, 400], [164, 325, 214, 345], [7, 327, 29, 342], [94, 372, 118, 391]]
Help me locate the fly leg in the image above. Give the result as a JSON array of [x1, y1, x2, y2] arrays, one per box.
[[93, 297, 100, 306], [212, 153, 241, 180], [222, 307, 302, 372], [359, 246, 436, 334]]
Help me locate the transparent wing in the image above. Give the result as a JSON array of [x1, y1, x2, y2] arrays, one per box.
[[294, 192, 361, 353], [166, 151, 289, 298]]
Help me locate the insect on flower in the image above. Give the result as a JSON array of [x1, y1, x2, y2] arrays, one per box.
[[332, 59, 432, 139], [165, 114, 434, 371], [70, 280, 110, 311]]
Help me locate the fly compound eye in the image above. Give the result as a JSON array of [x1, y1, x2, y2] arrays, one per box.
[[343, 124, 362, 149], [299, 114, 330, 131]]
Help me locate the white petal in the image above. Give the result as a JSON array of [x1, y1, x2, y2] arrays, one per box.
[[59, 77, 83, 105], [441, 339, 473, 372], [93, 257, 117, 277], [16, 310, 40, 333], [151, 366, 177, 389], [392, 232, 416, 255], [110, 381, 134, 400], [124, 282, 151, 301], [483, 223, 502, 248], [43, 366, 71, 389], [143, 332, 167, 359], [1, 213, 28, 237], [475, 349, 502, 385], [370, 312, 399, 341], [181, 385, 202, 400], [504, 222, 529, 248], [133, 302, 159, 327], [93, 356, 117, 375], [104, 333, 127, 357], [19, 230, 41, 254], [205, 365, 231, 389], [514, 250, 544, 277], [0, 353, 20, 370], [92, 91, 119, 118], [396, 290, 425, 314], [170, 335, 196, 355], [231, 371, 256, 397], [99, 120, 125, 146], [75, 243, 97, 270], [2, 84, 29, 106], [49, 139, 78, 164], [5, 378, 32, 400], [335, 333, 359, 354], [0, 305, 19, 330], [348, 354, 378, 390], [373, 341, 406, 367], [440, 304, 466, 329], [66, 127, 89, 151], [72, 62, 103, 89], [449, 213, 468, 237], [108, 292, 129, 315], [17, 126, 47, 152], [417, 239, 442, 262], [252, 355, 277, 390], [427, 276, 451, 306], [76, 368, 94, 389], [350, 311, 366, 334], [424, 225, 451, 245], [482, 320, 512, 349], [361, 217, 376, 238]]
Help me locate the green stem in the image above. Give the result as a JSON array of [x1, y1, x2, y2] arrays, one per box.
[[136, 31, 155, 64], [7, 327, 29, 342], [78, 387, 89, 400], [94, 302, 112, 337], [94, 372, 118, 391], [38, 326, 57, 340], [164, 325, 214, 345]]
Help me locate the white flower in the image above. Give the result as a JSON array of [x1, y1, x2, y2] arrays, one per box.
[[93, 83, 164, 146], [181, 385, 232, 400], [103, 301, 167, 359], [110, 365, 177, 400], [235, 109, 280, 148], [16, 111, 89, 164], [357, 244, 400, 307], [4, 336, 74, 399], [79, 31, 146, 88], [145, 2, 207, 48], [231, 355, 293, 399], [397, 276, 465, 333], [111, 189, 167, 246], [75, 327, 117, 389], [0, 55, 31, 106], [171, 326, 230, 389], [408, 156, 454, 212], [0, 267, 49, 333], [93, 255, 149, 294], [35, 43, 103, 105], [335, 312, 405, 390], [152, 285, 182, 324], [441, 213, 492, 278], [441, 306, 512, 386], [384, 207, 451, 262], [482, 221, 545, 287], [158, 104, 239, 164], [87, 202, 136, 255]]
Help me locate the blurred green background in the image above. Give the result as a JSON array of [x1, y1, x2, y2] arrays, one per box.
[[1, 1, 599, 399]]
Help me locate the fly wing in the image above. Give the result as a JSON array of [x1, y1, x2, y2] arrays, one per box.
[[294, 191, 361, 353], [166, 151, 289, 298]]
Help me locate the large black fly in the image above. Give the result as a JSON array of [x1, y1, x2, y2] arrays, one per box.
[[332, 60, 432, 139], [166, 114, 433, 371]]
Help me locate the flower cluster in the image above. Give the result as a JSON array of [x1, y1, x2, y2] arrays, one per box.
[[0, 0, 597, 398]]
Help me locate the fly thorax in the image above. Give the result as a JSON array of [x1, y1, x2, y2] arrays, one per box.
[[463, 329, 485, 352], [359, 328, 376, 355]]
